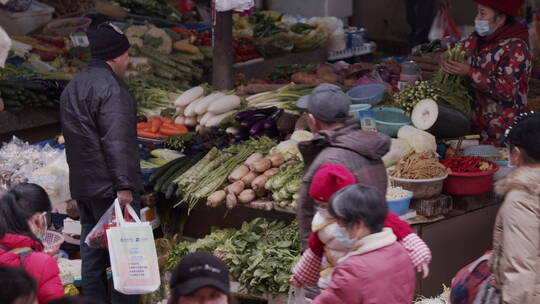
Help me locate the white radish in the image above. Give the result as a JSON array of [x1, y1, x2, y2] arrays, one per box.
[[411, 99, 438, 131], [185, 116, 197, 127], [176, 105, 186, 115], [208, 95, 241, 115], [206, 111, 235, 128], [175, 116, 186, 125], [200, 112, 214, 126], [174, 86, 204, 106], [184, 97, 203, 117], [195, 92, 225, 115]]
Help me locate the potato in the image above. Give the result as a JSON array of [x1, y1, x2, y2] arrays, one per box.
[[241, 171, 258, 186], [251, 158, 272, 173], [226, 194, 237, 209], [228, 165, 250, 182], [207, 190, 226, 207], [244, 152, 264, 167], [238, 189, 256, 204], [267, 154, 285, 167], [251, 175, 268, 191], [263, 168, 280, 177], [225, 181, 245, 195]]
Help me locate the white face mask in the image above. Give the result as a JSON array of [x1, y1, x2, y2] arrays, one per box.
[[475, 20, 493, 37], [334, 226, 355, 249]]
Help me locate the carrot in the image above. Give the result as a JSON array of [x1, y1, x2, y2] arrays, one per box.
[[150, 117, 162, 133], [137, 122, 151, 130], [161, 117, 175, 125], [160, 128, 183, 136], [138, 130, 159, 139], [162, 124, 188, 134], [172, 124, 189, 133]]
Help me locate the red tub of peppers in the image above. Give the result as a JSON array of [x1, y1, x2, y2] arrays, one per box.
[[440, 156, 499, 196]]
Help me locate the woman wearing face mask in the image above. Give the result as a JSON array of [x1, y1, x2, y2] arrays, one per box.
[[311, 184, 416, 304], [168, 251, 237, 304], [442, 0, 530, 147], [451, 112, 540, 304], [0, 184, 64, 304]]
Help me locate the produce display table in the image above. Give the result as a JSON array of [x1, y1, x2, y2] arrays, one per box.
[[234, 48, 328, 80], [0, 108, 61, 143]]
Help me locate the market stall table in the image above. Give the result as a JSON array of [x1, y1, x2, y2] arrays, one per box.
[[408, 195, 501, 297]]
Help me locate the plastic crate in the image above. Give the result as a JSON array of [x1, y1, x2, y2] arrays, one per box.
[[0, 1, 54, 35]]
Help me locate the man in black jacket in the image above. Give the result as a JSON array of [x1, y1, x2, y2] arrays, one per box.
[[60, 23, 142, 304]]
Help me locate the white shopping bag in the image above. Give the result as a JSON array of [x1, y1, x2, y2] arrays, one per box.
[[107, 199, 160, 295]]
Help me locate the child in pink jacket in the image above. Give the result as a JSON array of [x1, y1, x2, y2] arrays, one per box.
[[291, 163, 431, 289], [312, 183, 416, 303]]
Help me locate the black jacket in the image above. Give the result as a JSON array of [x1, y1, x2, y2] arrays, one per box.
[[60, 60, 142, 200]]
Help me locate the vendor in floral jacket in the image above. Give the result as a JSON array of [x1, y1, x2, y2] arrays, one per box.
[[443, 0, 531, 146]]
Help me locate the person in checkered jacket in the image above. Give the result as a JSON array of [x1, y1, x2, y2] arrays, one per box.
[[290, 163, 432, 289]]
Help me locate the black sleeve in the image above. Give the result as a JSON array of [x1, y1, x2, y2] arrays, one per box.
[[97, 85, 139, 192]]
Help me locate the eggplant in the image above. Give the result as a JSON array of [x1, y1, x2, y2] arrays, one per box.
[[263, 119, 276, 129], [234, 128, 250, 141], [240, 115, 266, 128], [249, 120, 267, 136], [235, 107, 277, 122]]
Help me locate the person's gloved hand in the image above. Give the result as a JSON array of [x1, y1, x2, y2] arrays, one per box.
[[308, 232, 325, 257], [401, 233, 432, 279]]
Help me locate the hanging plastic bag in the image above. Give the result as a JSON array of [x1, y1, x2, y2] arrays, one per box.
[[287, 286, 308, 304], [429, 9, 461, 41], [84, 202, 134, 249], [107, 199, 160, 295]]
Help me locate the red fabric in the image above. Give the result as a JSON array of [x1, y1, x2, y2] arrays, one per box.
[[479, 21, 530, 47], [384, 212, 413, 241], [463, 22, 531, 146], [308, 232, 325, 257], [0, 234, 64, 304], [311, 242, 415, 304], [472, 0, 524, 17], [292, 248, 322, 287], [309, 164, 355, 202]]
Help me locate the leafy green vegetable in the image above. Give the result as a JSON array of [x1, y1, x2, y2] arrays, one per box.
[[290, 23, 317, 35], [166, 218, 301, 295]]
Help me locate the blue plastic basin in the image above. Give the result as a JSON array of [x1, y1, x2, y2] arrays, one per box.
[[347, 84, 386, 105], [373, 107, 411, 137], [387, 191, 413, 216]]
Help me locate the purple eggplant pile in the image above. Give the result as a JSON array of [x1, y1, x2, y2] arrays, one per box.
[[234, 107, 283, 141]]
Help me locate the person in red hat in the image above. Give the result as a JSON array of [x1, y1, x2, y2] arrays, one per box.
[[442, 0, 531, 147], [290, 163, 431, 296]]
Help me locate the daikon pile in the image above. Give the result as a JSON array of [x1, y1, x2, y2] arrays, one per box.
[[175, 86, 242, 131]]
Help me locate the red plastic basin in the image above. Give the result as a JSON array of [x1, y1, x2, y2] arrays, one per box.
[[443, 163, 499, 196]]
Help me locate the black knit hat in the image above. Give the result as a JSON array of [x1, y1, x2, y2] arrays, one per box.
[[505, 111, 540, 159], [87, 23, 130, 61]]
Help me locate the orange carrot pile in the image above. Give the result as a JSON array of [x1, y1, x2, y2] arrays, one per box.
[[137, 116, 188, 139]]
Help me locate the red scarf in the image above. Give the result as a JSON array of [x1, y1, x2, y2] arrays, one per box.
[[475, 21, 530, 47]]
